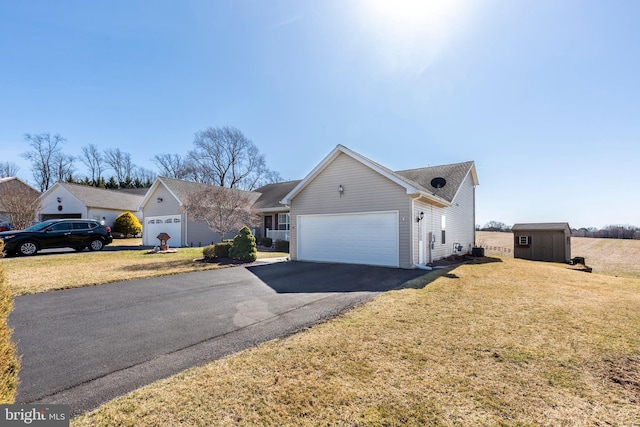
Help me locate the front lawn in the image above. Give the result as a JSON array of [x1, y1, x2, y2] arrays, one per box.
[[0, 248, 288, 295], [73, 257, 640, 426]]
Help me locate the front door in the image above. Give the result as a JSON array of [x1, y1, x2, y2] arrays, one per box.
[[264, 216, 273, 237]]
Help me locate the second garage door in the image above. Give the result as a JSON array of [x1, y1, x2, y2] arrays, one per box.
[[143, 215, 182, 246], [297, 211, 399, 267]]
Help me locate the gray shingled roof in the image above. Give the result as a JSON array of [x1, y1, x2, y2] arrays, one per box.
[[158, 177, 261, 205], [253, 180, 302, 210], [56, 182, 144, 211], [395, 161, 475, 203], [512, 223, 571, 232]]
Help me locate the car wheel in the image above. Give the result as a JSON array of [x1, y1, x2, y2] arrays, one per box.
[[88, 238, 104, 251], [18, 241, 38, 256]]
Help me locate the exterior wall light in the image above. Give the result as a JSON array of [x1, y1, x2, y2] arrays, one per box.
[[416, 211, 424, 222], [338, 185, 344, 195], [157, 197, 163, 203], [57, 197, 62, 203]]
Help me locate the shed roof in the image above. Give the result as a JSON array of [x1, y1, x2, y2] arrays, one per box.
[[512, 222, 572, 232]]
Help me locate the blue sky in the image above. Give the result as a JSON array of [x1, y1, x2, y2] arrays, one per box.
[[1, 0, 638, 229]]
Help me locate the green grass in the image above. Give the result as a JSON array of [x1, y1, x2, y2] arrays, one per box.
[[73, 258, 640, 426]]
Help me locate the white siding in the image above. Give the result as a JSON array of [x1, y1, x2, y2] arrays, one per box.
[[39, 187, 86, 219], [412, 171, 476, 264], [446, 171, 476, 254], [142, 185, 186, 245]]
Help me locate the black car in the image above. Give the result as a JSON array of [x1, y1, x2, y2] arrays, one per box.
[[0, 219, 113, 256]]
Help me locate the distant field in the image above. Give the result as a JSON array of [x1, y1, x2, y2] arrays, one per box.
[[477, 231, 640, 279]]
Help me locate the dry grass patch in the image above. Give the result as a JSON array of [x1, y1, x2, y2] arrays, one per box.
[[477, 231, 640, 279], [74, 258, 640, 426], [0, 249, 287, 295]]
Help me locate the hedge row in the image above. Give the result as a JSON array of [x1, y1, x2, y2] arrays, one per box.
[[0, 240, 19, 404]]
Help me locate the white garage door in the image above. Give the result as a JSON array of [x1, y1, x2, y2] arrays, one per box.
[[143, 215, 182, 246], [297, 211, 399, 267]]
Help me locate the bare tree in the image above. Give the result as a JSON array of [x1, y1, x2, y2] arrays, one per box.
[[80, 144, 105, 185], [104, 148, 134, 184], [133, 167, 157, 187], [481, 221, 511, 232], [21, 133, 67, 192], [182, 185, 260, 241], [54, 153, 75, 182], [0, 162, 20, 177], [152, 153, 192, 180], [188, 126, 280, 190], [0, 178, 40, 230]]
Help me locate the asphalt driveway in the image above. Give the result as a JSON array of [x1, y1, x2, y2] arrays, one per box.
[[9, 261, 424, 416]]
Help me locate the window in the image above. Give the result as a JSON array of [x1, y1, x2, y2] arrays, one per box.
[[165, 219, 173, 223], [174, 218, 181, 223], [441, 230, 446, 244], [278, 213, 290, 230], [518, 236, 530, 245], [49, 222, 71, 231]]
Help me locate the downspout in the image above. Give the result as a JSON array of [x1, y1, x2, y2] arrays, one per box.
[[473, 184, 476, 248], [184, 210, 188, 248]]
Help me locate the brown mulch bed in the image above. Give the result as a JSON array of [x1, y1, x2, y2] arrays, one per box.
[[195, 257, 251, 265], [429, 254, 474, 267]]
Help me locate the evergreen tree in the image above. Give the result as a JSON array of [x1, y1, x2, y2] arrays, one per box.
[[229, 226, 257, 262]]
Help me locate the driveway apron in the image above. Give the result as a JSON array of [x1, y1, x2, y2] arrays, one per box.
[[9, 261, 424, 416]]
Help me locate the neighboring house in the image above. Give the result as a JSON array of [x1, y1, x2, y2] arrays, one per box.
[[512, 222, 572, 263], [0, 177, 40, 225], [253, 180, 301, 242], [139, 176, 261, 247], [38, 182, 144, 227], [280, 145, 479, 268]]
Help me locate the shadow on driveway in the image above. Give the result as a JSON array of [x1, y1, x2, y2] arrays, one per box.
[[247, 261, 427, 293]]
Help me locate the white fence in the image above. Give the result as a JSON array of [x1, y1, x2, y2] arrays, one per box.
[[267, 229, 290, 242]]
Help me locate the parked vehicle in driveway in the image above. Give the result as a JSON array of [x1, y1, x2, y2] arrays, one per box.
[[0, 219, 113, 256], [0, 222, 11, 232]]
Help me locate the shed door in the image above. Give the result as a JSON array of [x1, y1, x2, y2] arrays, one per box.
[[144, 215, 182, 246], [297, 212, 399, 267]]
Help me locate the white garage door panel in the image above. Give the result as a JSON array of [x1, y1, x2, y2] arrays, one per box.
[[298, 212, 398, 267], [143, 215, 182, 246]]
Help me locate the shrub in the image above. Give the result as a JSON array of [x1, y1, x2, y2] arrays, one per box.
[[229, 226, 257, 262], [260, 237, 273, 247], [202, 244, 216, 260], [0, 246, 20, 403], [113, 212, 142, 237], [202, 242, 232, 260], [274, 239, 290, 252], [214, 242, 232, 258]]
